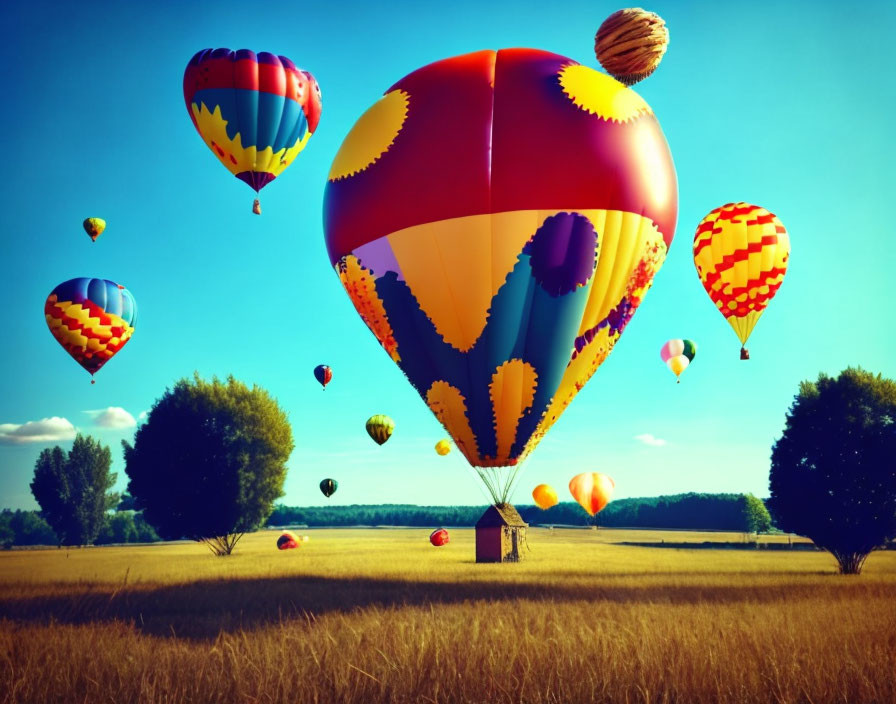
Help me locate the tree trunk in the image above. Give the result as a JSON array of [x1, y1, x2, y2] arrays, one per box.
[[831, 550, 869, 575]]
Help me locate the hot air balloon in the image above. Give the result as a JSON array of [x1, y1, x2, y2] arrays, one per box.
[[569, 473, 615, 516], [324, 49, 677, 505], [319, 478, 338, 498], [532, 484, 559, 510], [45, 278, 137, 383], [366, 415, 394, 445], [83, 218, 105, 242], [183, 48, 322, 214], [430, 528, 450, 546], [660, 339, 696, 383], [694, 203, 790, 359], [435, 439, 451, 456], [314, 364, 332, 390], [277, 531, 300, 550], [595, 8, 669, 86]]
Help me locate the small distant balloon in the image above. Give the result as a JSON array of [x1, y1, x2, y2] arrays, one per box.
[[366, 414, 394, 445], [660, 339, 696, 383], [83, 218, 106, 242], [532, 484, 559, 510], [569, 473, 615, 516], [595, 8, 669, 85], [319, 478, 338, 498], [430, 528, 450, 546], [314, 364, 332, 390], [435, 439, 451, 456], [277, 531, 300, 550]]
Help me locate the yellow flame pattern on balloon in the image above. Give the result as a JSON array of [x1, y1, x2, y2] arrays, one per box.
[[191, 102, 312, 178]]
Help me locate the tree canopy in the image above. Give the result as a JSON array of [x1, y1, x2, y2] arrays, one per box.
[[768, 368, 896, 574], [29, 434, 118, 546], [123, 374, 294, 555]]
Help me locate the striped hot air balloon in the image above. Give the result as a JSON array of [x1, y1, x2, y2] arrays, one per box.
[[693, 203, 790, 359], [366, 415, 394, 445], [44, 278, 137, 382], [184, 48, 322, 213]]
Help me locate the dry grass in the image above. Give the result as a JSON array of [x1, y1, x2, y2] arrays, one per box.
[[1, 528, 894, 703]]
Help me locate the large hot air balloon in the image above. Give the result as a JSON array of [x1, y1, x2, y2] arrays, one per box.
[[569, 473, 615, 516], [324, 49, 677, 505], [319, 478, 338, 498], [694, 203, 790, 359], [660, 339, 696, 383], [366, 414, 394, 445], [435, 439, 451, 456], [313, 364, 332, 390], [83, 218, 105, 242], [429, 528, 450, 546], [532, 484, 559, 510], [183, 48, 322, 214], [45, 278, 137, 383]]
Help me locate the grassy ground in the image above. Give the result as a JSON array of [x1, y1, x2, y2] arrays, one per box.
[[1, 528, 894, 703]]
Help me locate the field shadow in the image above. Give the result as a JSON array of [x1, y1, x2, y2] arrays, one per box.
[[3, 572, 892, 640]]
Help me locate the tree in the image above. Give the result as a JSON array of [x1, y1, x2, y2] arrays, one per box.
[[740, 494, 773, 533], [768, 368, 896, 574], [123, 374, 294, 556], [30, 435, 118, 546]]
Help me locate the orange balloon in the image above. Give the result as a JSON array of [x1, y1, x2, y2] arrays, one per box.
[[532, 484, 559, 510], [569, 473, 615, 516]]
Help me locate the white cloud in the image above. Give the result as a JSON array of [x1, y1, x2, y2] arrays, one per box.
[[0, 417, 76, 445], [84, 407, 137, 429], [634, 433, 666, 447], [137, 410, 148, 421]]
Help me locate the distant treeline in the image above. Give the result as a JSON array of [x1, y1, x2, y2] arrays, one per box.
[[268, 493, 773, 533], [0, 492, 771, 547], [0, 509, 159, 548]]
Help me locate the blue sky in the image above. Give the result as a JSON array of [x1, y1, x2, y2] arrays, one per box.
[[1, 0, 894, 510]]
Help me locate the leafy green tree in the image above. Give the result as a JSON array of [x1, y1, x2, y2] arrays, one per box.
[[30, 435, 118, 546], [123, 374, 294, 555], [97, 512, 138, 544], [9, 510, 57, 545], [740, 494, 773, 533], [768, 368, 896, 574]]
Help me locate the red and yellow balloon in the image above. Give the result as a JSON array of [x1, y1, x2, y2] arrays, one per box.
[[569, 473, 615, 516], [693, 203, 790, 359]]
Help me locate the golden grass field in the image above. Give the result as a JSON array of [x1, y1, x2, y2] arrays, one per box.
[[2, 527, 895, 703]]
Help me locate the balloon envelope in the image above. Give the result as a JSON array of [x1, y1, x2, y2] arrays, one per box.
[[435, 439, 451, 455], [569, 473, 615, 516], [532, 484, 559, 509], [45, 278, 137, 379], [314, 364, 332, 389], [277, 532, 299, 550], [430, 528, 450, 546], [595, 8, 669, 85], [83, 218, 105, 242], [319, 478, 338, 498], [366, 414, 394, 445], [693, 203, 789, 354], [183, 48, 322, 196], [324, 49, 677, 472]]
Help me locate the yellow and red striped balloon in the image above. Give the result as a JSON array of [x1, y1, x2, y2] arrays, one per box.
[[45, 277, 137, 382], [693, 203, 790, 358]]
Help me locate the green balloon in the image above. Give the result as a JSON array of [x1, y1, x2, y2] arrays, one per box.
[[320, 478, 338, 498]]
